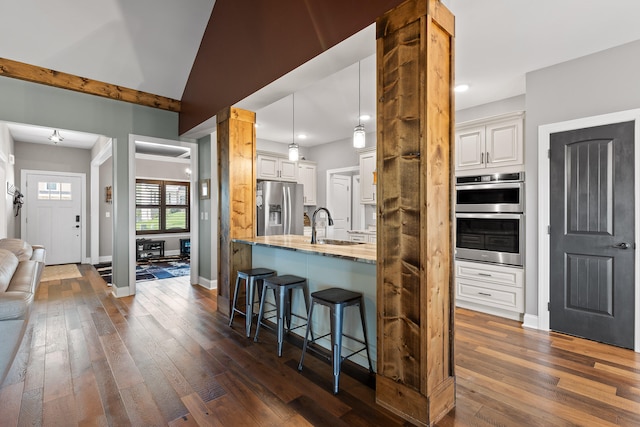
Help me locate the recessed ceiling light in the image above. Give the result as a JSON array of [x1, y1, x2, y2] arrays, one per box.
[[254, 123, 261, 128], [297, 133, 307, 140], [454, 84, 469, 93], [359, 114, 371, 121]]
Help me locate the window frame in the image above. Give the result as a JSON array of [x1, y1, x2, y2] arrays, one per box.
[[135, 178, 190, 235]]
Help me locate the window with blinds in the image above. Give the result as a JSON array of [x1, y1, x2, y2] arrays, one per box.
[[136, 179, 190, 234]]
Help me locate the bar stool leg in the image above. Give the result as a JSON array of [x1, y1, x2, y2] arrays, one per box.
[[358, 299, 374, 373], [228, 275, 242, 327], [301, 281, 314, 341], [245, 277, 255, 338], [297, 300, 315, 371], [276, 286, 288, 357], [253, 284, 268, 342], [331, 303, 345, 394]]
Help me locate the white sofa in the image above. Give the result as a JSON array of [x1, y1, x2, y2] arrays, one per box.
[[0, 239, 46, 385]]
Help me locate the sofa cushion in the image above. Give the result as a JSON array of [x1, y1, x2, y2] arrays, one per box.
[[0, 239, 33, 262], [0, 249, 19, 293]]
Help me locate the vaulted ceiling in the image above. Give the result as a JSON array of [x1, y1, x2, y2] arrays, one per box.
[[3, 0, 640, 147]]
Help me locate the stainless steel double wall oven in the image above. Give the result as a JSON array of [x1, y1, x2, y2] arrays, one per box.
[[455, 172, 525, 267]]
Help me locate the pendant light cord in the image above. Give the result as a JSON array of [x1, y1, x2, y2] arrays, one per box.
[[358, 61, 361, 125]]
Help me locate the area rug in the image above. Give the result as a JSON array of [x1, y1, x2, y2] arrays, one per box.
[[94, 257, 190, 284], [42, 264, 82, 281]]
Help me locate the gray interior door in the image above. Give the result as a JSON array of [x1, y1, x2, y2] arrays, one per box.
[[549, 121, 635, 349]]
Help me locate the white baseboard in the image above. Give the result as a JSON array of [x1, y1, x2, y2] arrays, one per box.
[[522, 313, 540, 330], [111, 285, 132, 298], [197, 277, 217, 290]]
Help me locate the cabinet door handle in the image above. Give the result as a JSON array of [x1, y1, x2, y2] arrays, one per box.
[[477, 272, 492, 277], [478, 292, 492, 297], [486, 151, 490, 163], [480, 152, 484, 164]]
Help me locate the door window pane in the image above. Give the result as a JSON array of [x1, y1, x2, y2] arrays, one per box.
[[38, 181, 73, 200]]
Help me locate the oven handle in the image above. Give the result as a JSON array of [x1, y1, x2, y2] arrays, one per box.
[[455, 182, 523, 191], [455, 212, 523, 220]]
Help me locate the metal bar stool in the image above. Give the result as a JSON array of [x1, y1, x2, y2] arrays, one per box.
[[254, 274, 312, 357], [229, 268, 276, 337], [298, 287, 373, 394]]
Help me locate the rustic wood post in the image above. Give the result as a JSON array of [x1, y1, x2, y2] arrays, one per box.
[[217, 107, 256, 316], [375, 1, 455, 425]]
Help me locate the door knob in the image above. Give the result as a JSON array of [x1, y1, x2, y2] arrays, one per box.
[[613, 242, 631, 249]]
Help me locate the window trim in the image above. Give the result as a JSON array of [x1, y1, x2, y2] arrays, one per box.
[[136, 179, 190, 235]]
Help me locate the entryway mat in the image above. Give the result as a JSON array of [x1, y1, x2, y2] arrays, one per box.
[[41, 264, 82, 281]]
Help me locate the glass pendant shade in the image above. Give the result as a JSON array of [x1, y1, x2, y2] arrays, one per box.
[[288, 142, 299, 161], [353, 61, 366, 149], [353, 124, 366, 148]]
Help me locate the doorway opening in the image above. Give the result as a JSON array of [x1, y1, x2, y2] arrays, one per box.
[[326, 166, 363, 240], [127, 134, 199, 296]]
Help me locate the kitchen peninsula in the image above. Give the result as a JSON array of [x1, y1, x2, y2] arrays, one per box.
[[233, 235, 377, 368]]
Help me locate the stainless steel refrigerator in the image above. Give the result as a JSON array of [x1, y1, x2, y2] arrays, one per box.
[[256, 181, 304, 236]]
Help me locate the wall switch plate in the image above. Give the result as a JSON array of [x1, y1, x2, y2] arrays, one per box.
[[105, 212, 110, 218]]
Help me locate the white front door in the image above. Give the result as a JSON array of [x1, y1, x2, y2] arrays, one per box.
[[328, 174, 351, 240], [25, 172, 83, 265]]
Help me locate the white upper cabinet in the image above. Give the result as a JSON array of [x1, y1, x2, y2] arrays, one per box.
[[297, 161, 317, 206], [455, 112, 524, 175], [257, 153, 298, 182], [359, 149, 376, 204]]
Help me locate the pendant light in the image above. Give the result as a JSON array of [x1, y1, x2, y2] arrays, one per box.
[[49, 129, 64, 144], [353, 61, 366, 149], [288, 93, 299, 161]]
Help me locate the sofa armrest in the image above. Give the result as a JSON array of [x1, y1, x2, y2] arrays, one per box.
[[0, 291, 33, 321]]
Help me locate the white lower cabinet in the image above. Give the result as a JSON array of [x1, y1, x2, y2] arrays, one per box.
[[349, 233, 367, 242], [455, 260, 524, 317]]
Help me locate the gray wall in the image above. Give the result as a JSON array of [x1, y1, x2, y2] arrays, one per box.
[[99, 157, 113, 257], [14, 141, 92, 252], [308, 131, 376, 208], [456, 95, 526, 123], [0, 77, 182, 289], [523, 39, 640, 315], [198, 134, 213, 280]]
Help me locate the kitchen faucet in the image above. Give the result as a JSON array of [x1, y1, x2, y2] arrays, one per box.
[[311, 207, 334, 244]]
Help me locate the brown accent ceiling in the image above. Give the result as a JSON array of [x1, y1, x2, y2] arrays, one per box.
[[179, 0, 405, 135], [0, 57, 181, 112]]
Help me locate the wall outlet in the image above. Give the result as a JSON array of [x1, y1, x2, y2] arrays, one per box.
[[105, 212, 110, 218]]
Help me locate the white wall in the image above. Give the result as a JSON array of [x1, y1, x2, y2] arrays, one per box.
[[524, 39, 640, 315]]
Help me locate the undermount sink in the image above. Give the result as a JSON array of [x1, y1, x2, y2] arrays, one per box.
[[316, 239, 365, 246]]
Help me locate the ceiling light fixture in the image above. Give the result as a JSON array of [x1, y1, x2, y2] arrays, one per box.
[[49, 129, 64, 144], [353, 61, 366, 149], [288, 93, 299, 161], [454, 84, 469, 93]]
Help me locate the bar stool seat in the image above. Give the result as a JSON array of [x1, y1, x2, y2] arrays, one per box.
[[229, 268, 276, 337], [254, 274, 312, 357], [298, 287, 373, 394]]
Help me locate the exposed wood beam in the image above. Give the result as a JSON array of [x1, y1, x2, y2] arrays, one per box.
[[0, 57, 181, 112]]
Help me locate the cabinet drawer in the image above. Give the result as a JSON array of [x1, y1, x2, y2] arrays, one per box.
[[455, 260, 523, 288], [456, 278, 524, 312], [350, 234, 367, 242]]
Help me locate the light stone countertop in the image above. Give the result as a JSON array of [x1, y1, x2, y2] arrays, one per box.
[[233, 234, 376, 264]]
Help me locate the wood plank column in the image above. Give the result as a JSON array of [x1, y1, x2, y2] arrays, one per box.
[[375, 1, 455, 426], [217, 107, 256, 316]]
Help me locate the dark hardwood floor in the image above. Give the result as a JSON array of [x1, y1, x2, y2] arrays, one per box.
[[0, 264, 639, 426]]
